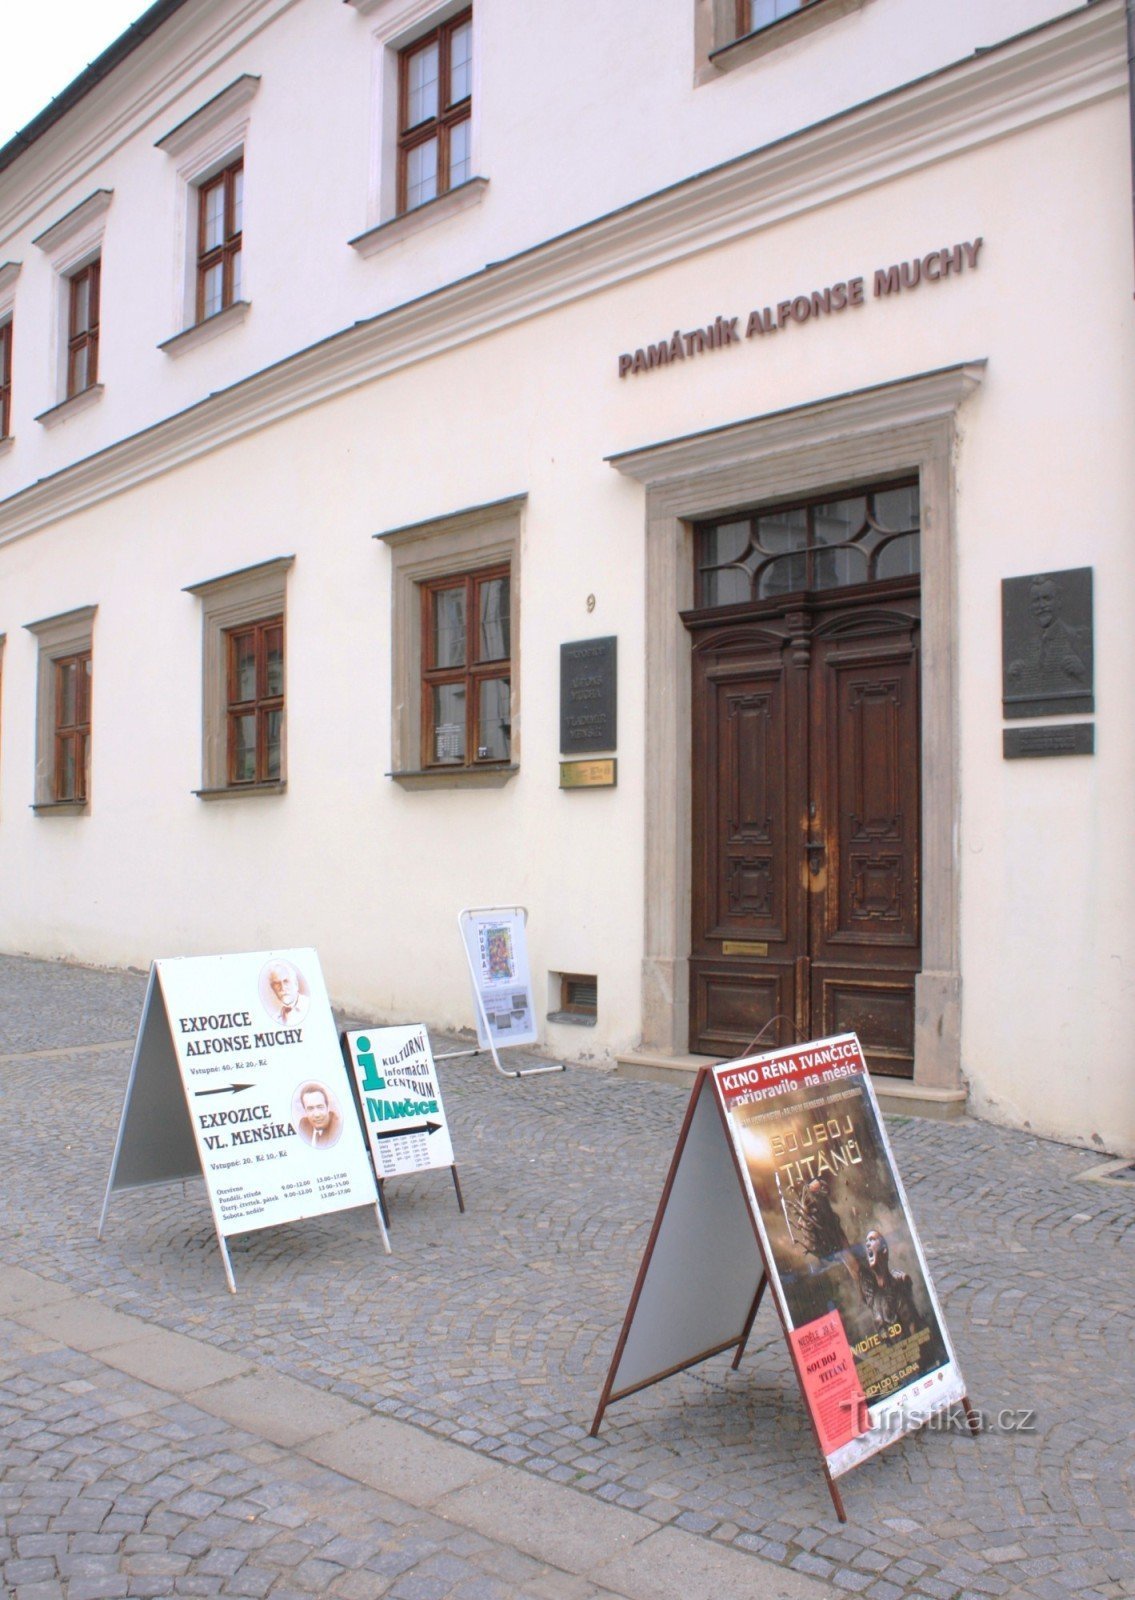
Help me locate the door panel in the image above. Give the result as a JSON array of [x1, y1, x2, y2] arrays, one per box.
[[689, 593, 920, 1077]]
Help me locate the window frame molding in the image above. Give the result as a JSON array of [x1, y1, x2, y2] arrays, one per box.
[[0, 261, 19, 444], [33, 190, 112, 410], [360, 0, 481, 234], [609, 362, 984, 1100], [155, 75, 259, 339], [696, 0, 874, 83], [376, 493, 523, 788], [24, 604, 96, 814], [184, 555, 292, 799]]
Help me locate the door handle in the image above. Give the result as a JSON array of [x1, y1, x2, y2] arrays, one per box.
[[804, 841, 825, 876]]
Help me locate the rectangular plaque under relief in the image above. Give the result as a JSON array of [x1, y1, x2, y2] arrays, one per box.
[[1003, 724, 1094, 759], [560, 758, 616, 789], [560, 636, 617, 753]]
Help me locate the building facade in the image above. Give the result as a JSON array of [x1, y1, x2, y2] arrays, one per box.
[[1, 0, 1132, 1154]]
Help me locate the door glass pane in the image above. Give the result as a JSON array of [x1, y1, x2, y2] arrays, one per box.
[[203, 181, 224, 250], [232, 632, 256, 702], [432, 586, 466, 667], [477, 678, 510, 761], [813, 497, 868, 590], [876, 531, 921, 580], [449, 118, 471, 190], [231, 714, 256, 782], [477, 575, 509, 662], [449, 20, 472, 102], [700, 519, 751, 607], [755, 507, 807, 598], [265, 710, 282, 780], [265, 626, 284, 697], [432, 684, 466, 764], [406, 137, 438, 209], [407, 41, 439, 127], [203, 262, 224, 319]]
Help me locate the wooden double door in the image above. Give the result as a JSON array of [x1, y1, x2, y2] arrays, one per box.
[[688, 581, 921, 1076]]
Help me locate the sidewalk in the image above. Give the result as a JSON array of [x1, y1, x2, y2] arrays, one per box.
[[1, 953, 1133, 1600]]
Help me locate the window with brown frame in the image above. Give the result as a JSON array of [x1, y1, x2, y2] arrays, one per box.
[[421, 565, 510, 767], [66, 259, 99, 398], [738, 0, 818, 34], [197, 158, 243, 322], [398, 9, 472, 214], [225, 615, 283, 785], [53, 651, 91, 803], [0, 318, 11, 438]]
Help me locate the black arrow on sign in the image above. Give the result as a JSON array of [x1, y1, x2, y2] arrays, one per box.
[[194, 1082, 255, 1097], [372, 1121, 443, 1139]]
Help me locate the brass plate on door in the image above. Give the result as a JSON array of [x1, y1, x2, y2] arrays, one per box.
[[722, 940, 769, 956]]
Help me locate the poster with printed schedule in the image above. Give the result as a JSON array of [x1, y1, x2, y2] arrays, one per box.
[[343, 1024, 455, 1180], [460, 909, 537, 1048]]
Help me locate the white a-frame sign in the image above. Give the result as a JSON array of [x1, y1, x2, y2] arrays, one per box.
[[100, 949, 388, 1291], [592, 1035, 977, 1521]]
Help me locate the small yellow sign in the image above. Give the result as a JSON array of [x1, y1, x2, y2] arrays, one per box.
[[560, 758, 617, 789], [722, 940, 769, 956]]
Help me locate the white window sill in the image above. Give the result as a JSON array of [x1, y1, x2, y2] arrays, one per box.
[[0, 435, 14, 457], [35, 384, 104, 429], [708, 0, 871, 75], [388, 763, 517, 790], [32, 800, 89, 816], [193, 780, 286, 801], [159, 300, 251, 358], [349, 178, 489, 260]]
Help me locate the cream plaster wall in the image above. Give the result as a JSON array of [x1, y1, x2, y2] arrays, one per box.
[[0, 3, 1131, 1155]]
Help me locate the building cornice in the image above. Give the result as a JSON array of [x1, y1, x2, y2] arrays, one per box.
[[0, 0, 1123, 547]]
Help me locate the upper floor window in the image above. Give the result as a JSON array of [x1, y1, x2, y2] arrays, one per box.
[[741, 0, 813, 33], [0, 319, 11, 438], [398, 8, 472, 214], [197, 159, 243, 322], [225, 615, 283, 785], [421, 564, 510, 767], [66, 259, 100, 398], [54, 651, 92, 803], [695, 482, 920, 608]]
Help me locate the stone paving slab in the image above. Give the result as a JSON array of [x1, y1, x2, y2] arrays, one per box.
[[95, 1329, 254, 1392], [434, 1469, 650, 1573], [306, 1416, 497, 1505], [188, 1373, 370, 1449], [1, 952, 1134, 1600]]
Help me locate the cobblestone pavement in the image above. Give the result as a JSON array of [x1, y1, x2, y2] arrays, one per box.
[[1, 953, 1133, 1600]]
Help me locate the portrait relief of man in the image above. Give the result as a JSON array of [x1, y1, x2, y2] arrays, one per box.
[[260, 958, 310, 1025], [294, 1081, 343, 1149], [1002, 567, 1093, 716]]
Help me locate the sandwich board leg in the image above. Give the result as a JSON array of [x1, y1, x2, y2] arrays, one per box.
[[731, 1272, 767, 1370], [451, 1165, 466, 1213], [375, 1201, 392, 1255], [218, 1234, 237, 1295], [961, 1394, 981, 1437], [824, 1467, 848, 1524], [376, 1180, 390, 1230]]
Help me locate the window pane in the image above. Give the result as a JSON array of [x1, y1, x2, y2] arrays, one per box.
[[700, 519, 751, 607], [69, 344, 88, 394], [407, 41, 439, 127], [449, 118, 471, 190], [433, 586, 466, 667], [874, 484, 920, 533], [202, 262, 224, 319], [231, 247, 242, 305], [432, 684, 466, 764], [231, 167, 243, 235], [231, 714, 256, 782], [876, 531, 921, 580], [72, 275, 89, 334], [477, 575, 509, 662], [406, 137, 438, 209], [756, 507, 808, 598], [265, 626, 284, 697], [265, 709, 282, 780], [749, 0, 801, 29], [449, 19, 472, 103], [59, 737, 77, 801], [232, 632, 256, 702], [58, 661, 77, 725], [79, 656, 92, 720], [203, 182, 224, 250], [477, 678, 510, 761]]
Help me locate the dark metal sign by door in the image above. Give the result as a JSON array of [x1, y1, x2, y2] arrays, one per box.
[[687, 586, 921, 1077]]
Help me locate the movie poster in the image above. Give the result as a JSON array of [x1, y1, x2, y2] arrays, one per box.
[[714, 1034, 967, 1476], [459, 909, 537, 1048]]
